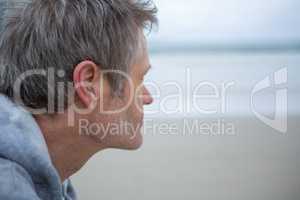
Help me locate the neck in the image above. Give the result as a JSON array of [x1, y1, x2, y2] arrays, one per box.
[[47, 138, 98, 182], [34, 114, 103, 182]]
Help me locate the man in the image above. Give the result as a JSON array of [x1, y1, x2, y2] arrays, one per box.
[[0, 0, 157, 199]]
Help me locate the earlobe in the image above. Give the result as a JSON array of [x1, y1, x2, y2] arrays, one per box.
[[73, 60, 100, 108], [87, 86, 97, 101]]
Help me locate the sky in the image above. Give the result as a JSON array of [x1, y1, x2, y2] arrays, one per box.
[[149, 0, 300, 45]]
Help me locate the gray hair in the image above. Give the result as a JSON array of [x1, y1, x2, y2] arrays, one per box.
[[0, 0, 157, 111]]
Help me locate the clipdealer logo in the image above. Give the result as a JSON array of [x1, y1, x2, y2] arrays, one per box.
[[251, 67, 288, 133]]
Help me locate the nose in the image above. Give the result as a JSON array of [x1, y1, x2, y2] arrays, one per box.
[[142, 87, 153, 105]]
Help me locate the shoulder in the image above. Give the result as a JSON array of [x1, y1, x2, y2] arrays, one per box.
[[0, 157, 40, 200]]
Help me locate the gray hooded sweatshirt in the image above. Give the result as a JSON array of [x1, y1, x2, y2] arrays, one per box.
[[0, 94, 77, 200]]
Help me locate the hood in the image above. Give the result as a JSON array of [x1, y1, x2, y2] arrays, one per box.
[[0, 94, 62, 197]]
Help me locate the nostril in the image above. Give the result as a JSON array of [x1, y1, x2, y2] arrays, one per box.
[[143, 95, 153, 105], [143, 87, 153, 105]]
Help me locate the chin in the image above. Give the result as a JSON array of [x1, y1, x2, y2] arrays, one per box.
[[116, 129, 144, 150], [124, 131, 144, 150], [122, 118, 144, 150]]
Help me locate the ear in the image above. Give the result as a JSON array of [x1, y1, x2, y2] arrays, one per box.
[[73, 60, 100, 108]]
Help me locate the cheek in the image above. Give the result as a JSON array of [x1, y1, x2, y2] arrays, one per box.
[[122, 79, 145, 121], [128, 102, 143, 121], [134, 90, 145, 115], [126, 97, 144, 125]]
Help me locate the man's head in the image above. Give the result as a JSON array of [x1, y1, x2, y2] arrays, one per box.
[[0, 0, 157, 150], [72, 34, 154, 150]]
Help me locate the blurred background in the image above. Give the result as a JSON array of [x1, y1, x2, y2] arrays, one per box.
[[72, 0, 300, 199]]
